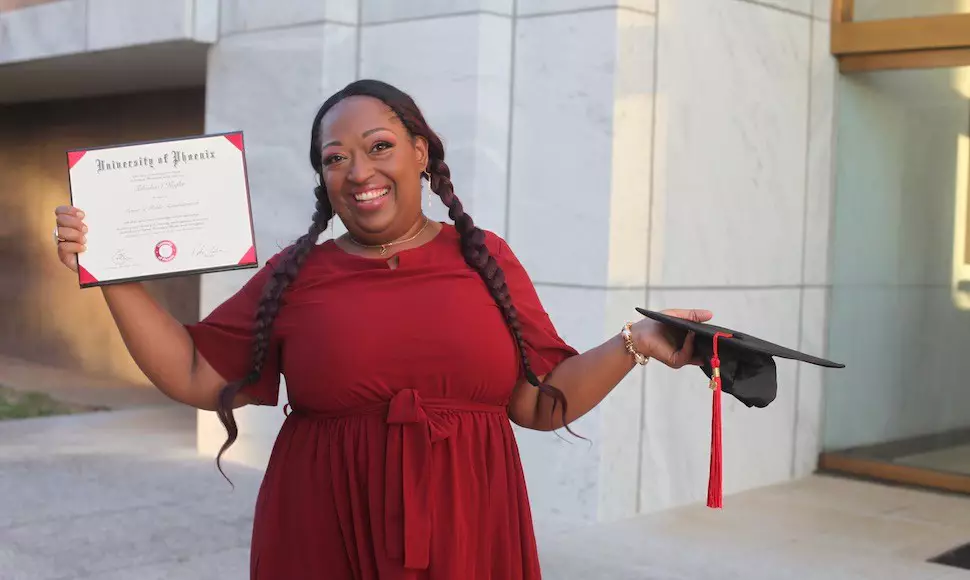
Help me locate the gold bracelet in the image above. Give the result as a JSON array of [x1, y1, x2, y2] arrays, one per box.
[[621, 322, 649, 366]]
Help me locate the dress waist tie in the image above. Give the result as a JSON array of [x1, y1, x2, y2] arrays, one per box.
[[286, 389, 506, 570]]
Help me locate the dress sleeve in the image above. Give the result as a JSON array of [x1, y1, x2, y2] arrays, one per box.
[[492, 235, 579, 379], [183, 256, 284, 406]]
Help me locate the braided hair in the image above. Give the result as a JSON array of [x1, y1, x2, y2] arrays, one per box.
[[214, 80, 573, 480]]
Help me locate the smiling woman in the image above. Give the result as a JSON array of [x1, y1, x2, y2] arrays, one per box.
[[51, 79, 711, 579], [317, 95, 435, 254]]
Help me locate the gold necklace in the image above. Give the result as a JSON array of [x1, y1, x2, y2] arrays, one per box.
[[347, 217, 431, 256]]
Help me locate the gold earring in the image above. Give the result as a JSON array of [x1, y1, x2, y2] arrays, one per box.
[[424, 170, 432, 210]]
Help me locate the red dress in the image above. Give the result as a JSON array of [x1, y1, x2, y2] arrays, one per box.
[[184, 223, 578, 580]]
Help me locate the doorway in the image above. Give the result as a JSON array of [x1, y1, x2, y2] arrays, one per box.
[[0, 87, 205, 409], [819, 1, 970, 494]]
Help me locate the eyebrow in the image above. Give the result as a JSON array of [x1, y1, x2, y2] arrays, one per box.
[[322, 127, 392, 149]]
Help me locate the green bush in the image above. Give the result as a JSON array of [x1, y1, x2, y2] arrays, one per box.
[[0, 386, 103, 420]]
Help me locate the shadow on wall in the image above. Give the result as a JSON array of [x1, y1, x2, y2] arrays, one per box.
[[0, 87, 205, 385]]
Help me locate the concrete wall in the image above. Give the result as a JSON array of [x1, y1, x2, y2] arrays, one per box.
[[0, 0, 215, 106], [0, 0, 217, 65], [632, 0, 837, 513]]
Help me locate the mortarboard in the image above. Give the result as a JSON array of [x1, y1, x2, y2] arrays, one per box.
[[635, 308, 845, 508]]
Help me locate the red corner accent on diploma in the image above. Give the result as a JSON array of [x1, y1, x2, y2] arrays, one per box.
[[224, 133, 245, 152], [67, 151, 87, 169], [78, 265, 99, 286], [238, 245, 257, 265]]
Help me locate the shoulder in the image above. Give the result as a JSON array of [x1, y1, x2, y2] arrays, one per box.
[[438, 222, 514, 260], [248, 247, 289, 277], [262, 239, 328, 270], [264, 246, 294, 268], [243, 244, 298, 287], [256, 240, 333, 279], [482, 229, 532, 275], [481, 228, 512, 259]]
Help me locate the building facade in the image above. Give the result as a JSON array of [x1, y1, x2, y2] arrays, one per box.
[[1, 0, 844, 527]]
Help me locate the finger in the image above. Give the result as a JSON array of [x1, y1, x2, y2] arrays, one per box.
[[665, 332, 695, 369], [57, 241, 86, 255], [56, 213, 87, 234], [55, 227, 86, 244], [663, 308, 713, 323], [54, 205, 85, 218], [655, 342, 689, 369], [673, 331, 696, 367]]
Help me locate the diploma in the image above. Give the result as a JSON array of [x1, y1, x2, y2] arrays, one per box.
[[66, 132, 259, 287]]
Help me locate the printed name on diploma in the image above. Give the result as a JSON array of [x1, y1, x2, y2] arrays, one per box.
[[95, 148, 218, 173]]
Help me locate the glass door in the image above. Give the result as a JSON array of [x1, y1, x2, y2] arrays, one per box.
[[819, 63, 970, 493]]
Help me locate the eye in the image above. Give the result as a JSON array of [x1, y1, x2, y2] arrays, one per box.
[[322, 153, 344, 166], [371, 141, 393, 153]]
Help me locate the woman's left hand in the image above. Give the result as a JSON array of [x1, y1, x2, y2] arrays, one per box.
[[631, 309, 713, 369]]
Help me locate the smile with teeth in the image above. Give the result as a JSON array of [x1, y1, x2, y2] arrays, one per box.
[[354, 188, 389, 202]]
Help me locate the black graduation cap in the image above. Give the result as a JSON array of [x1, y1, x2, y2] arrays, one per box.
[[635, 307, 845, 508], [636, 308, 845, 408]]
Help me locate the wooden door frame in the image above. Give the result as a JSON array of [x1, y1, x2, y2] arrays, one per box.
[[831, 0, 970, 72], [818, 427, 970, 495]]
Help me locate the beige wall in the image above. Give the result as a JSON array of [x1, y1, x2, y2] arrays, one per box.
[[0, 88, 204, 385]]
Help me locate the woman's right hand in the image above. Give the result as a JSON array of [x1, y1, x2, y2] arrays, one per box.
[[53, 205, 87, 273]]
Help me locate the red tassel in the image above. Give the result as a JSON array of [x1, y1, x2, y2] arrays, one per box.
[[707, 332, 732, 509]]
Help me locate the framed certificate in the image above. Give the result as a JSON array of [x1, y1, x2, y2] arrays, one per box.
[[66, 131, 259, 288]]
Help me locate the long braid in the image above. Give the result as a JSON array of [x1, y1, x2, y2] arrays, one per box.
[[428, 157, 576, 436], [214, 185, 333, 483]]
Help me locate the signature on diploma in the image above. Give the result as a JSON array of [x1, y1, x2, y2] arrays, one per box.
[[134, 180, 185, 193], [112, 249, 134, 267], [193, 243, 225, 258]]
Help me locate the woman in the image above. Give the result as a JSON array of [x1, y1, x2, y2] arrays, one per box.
[[52, 79, 711, 579]]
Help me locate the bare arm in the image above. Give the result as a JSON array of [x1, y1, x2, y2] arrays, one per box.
[[508, 309, 711, 431], [54, 205, 252, 411], [100, 283, 253, 411]]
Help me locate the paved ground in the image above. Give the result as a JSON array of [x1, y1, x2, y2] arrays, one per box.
[[540, 478, 970, 580], [3, 404, 970, 579], [0, 405, 256, 580]]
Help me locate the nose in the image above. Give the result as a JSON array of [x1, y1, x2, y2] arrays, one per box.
[[346, 154, 375, 184]]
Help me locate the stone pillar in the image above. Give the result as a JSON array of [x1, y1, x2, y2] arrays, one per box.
[[637, 0, 837, 513], [196, 0, 359, 469], [358, 1, 515, 234], [507, 1, 656, 526]]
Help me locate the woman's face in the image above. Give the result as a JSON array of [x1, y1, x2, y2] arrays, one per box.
[[317, 96, 429, 243]]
